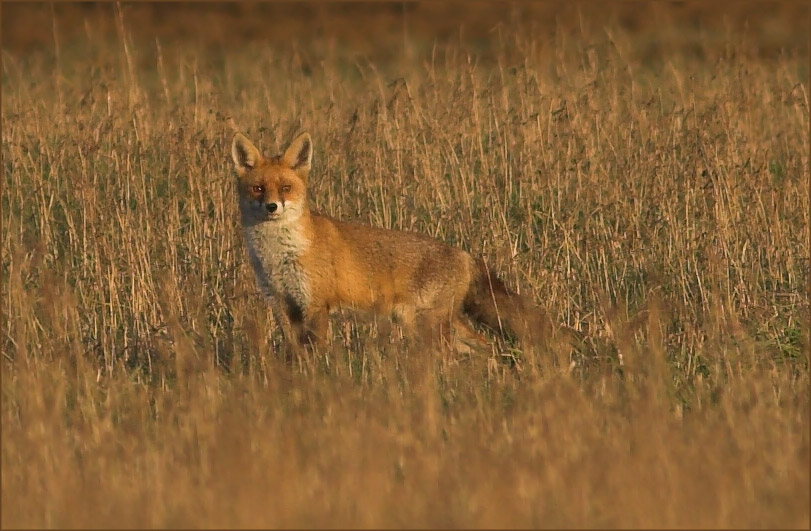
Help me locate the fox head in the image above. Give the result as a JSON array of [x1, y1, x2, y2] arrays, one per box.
[[231, 132, 312, 226]]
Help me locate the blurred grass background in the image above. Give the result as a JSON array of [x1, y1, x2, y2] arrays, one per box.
[[1, 2, 809, 528]]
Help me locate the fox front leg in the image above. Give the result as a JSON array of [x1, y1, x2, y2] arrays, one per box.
[[302, 310, 329, 350], [266, 297, 299, 359], [281, 295, 328, 352]]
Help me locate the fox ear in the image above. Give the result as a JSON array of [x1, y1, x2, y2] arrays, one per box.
[[282, 132, 312, 175], [232, 133, 262, 176]]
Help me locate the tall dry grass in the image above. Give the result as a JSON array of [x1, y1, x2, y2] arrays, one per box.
[[2, 3, 809, 528]]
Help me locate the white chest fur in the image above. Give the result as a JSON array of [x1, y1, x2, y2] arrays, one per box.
[[243, 221, 312, 313]]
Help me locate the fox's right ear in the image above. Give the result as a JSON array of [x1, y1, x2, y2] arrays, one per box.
[[231, 133, 262, 176]]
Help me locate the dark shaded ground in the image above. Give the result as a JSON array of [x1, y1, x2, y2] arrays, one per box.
[[3, 2, 808, 61]]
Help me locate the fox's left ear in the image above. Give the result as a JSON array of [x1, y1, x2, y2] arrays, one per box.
[[282, 132, 313, 176]]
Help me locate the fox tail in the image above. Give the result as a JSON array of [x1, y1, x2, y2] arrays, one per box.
[[463, 258, 572, 347]]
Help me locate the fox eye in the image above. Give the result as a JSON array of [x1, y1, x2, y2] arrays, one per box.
[[281, 185, 292, 193], [252, 185, 264, 194]]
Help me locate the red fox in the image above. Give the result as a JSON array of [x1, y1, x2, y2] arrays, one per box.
[[231, 131, 556, 353]]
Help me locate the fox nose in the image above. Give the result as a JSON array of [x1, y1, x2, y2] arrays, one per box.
[[266, 203, 278, 214]]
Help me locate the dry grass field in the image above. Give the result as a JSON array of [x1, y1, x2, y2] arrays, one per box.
[[2, 2, 809, 528]]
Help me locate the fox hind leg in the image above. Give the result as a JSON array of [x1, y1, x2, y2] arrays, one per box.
[[392, 302, 486, 354], [414, 308, 458, 351], [453, 316, 490, 353]]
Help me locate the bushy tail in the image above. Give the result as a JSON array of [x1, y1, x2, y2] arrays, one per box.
[[462, 258, 544, 344], [463, 258, 579, 347]]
